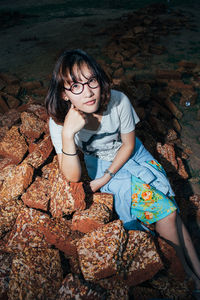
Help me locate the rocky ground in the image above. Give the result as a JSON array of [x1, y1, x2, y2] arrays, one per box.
[[0, 0, 200, 299]]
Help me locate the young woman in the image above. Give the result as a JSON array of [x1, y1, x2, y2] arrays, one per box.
[[45, 49, 200, 293]]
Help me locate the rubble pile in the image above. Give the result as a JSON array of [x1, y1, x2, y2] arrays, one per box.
[[0, 3, 199, 300]]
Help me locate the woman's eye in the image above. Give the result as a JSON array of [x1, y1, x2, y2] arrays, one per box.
[[71, 83, 81, 91]]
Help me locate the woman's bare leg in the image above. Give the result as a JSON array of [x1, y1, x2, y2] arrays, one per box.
[[155, 211, 200, 289]]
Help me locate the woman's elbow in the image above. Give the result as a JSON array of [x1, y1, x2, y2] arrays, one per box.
[[61, 169, 81, 182]]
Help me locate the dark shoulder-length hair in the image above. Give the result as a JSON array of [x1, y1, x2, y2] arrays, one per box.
[[45, 49, 111, 124]]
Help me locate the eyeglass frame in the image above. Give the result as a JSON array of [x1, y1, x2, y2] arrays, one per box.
[[63, 77, 99, 95]]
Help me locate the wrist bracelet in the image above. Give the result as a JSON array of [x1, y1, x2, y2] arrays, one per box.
[[62, 149, 77, 156], [104, 168, 115, 178]]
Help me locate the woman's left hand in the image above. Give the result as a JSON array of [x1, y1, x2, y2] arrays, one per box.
[[89, 176, 109, 192]]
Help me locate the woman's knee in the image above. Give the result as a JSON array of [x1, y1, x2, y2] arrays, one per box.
[[156, 210, 177, 227]]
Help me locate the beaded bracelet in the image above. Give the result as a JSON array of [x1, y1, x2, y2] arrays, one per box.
[[62, 149, 78, 156], [104, 168, 115, 178]]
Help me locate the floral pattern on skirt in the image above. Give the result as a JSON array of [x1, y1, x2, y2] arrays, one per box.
[[131, 160, 177, 225]]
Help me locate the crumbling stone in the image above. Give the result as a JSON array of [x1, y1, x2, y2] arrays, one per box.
[[0, 126, 28, 164], [77, 220, 127, 281], [71, 203, 112, 233], [20, 111, 46, 139], [0, 162, 34, 201], [21, 176, 50, 211], [56, 273, 107, 299], [49, 168, 86, 217], [8, 247, 63, 300]]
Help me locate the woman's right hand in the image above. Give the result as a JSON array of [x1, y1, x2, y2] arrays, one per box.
[[63, 104, 87, 137]]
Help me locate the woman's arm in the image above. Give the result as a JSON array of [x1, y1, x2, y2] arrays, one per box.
[[58, 105, 87, 182], [90, 130, 135, 192]]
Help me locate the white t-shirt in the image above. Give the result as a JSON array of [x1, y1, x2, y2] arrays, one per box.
[[49, 89, 140, 161]]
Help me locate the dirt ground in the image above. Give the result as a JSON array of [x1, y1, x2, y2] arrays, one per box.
[[0, 0, 200, 234]]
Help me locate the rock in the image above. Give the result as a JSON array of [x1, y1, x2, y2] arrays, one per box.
[[23, 134, 53, 168], [77, 220, 127, 281], [20, 80, 42, 91], [5, 208, 51, 252], [0, 252, 13, 299], [71, 203, 112, 233], [0, 198, 23, 239], [156, 69, 181, 80], [92, 192, 114, 211], [0, 163, 34, 200], [164, 98, 183, 119], [119, 231, 163, 286], [179, 89, 198, 106], [0, 108, 21, 128], [49, 168, 86, 217], [0, 73, 20, 85], [0, 94, 9, 113], [8, 247, 63, 300], [20, 111, 46, 139], [0, 126, 28, 164], [21, 176, 50, 211], [56, 273, 107, 299]]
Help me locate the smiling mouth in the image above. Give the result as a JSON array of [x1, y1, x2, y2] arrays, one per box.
[[85, 100, 96, 105]]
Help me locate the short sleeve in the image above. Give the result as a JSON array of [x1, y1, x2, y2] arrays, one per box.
[[116, 91, 140, 134], [49, 118, 63, 154]]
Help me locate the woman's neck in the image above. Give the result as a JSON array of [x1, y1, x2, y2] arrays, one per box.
[[84, 113, 102, 131]]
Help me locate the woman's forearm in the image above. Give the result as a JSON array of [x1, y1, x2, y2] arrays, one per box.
[[58, 134, 82, 182]]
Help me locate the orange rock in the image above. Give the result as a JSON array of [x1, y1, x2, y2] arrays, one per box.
[[3, 84, 21, 96], [113, 67, 124, 78], [0, 92, 21, 109], [0, 163, 34, 200], [23, 134, 53, 168], [20, 80, 42, 90], [40, 217, 79, 257], [20, 111, 46, 139], [0, 72, 20, 85], [0, 126, 8, 141], [0, 157, 15, 170], [77, 220, 127, 281], [5, 208, 51, 252], [92, 192, 114, 211], [8, 247, 63, 300], [41, 155, 59, 179], [71, 203, 111, 233], [0, 252, 13, 299], [179, 89, 198, 106], [0, 95, 9, 113], [156, 69, 181, 80], [21, 176, 50, 211], [168, 80, 194, 91], [118, 230, 163, 286], [156, 142, 178, 172], [164, 98, 183, 119], [177, 60, 197, 69], [177, 157, 189, 179], [49, 168, 86, 217], [0, 126, 28, 164], [57, 273, 106, 299], [0, 109, 21, 128], [165, 129, 178, 142], [0, 198, 22, 239]]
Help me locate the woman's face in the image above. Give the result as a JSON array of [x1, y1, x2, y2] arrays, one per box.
[[63, 63, 101, 114]]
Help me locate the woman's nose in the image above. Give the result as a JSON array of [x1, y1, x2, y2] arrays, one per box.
[[83, 83, 94, 97]]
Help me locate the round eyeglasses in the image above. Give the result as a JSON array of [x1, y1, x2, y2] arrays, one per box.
[[64, 77, 99, 95]]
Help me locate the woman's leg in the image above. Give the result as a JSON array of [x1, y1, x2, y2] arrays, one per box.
[[155, 211, 200, 289]]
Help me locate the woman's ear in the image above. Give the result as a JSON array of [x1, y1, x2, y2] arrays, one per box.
[[62, 92, 70, 101]]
